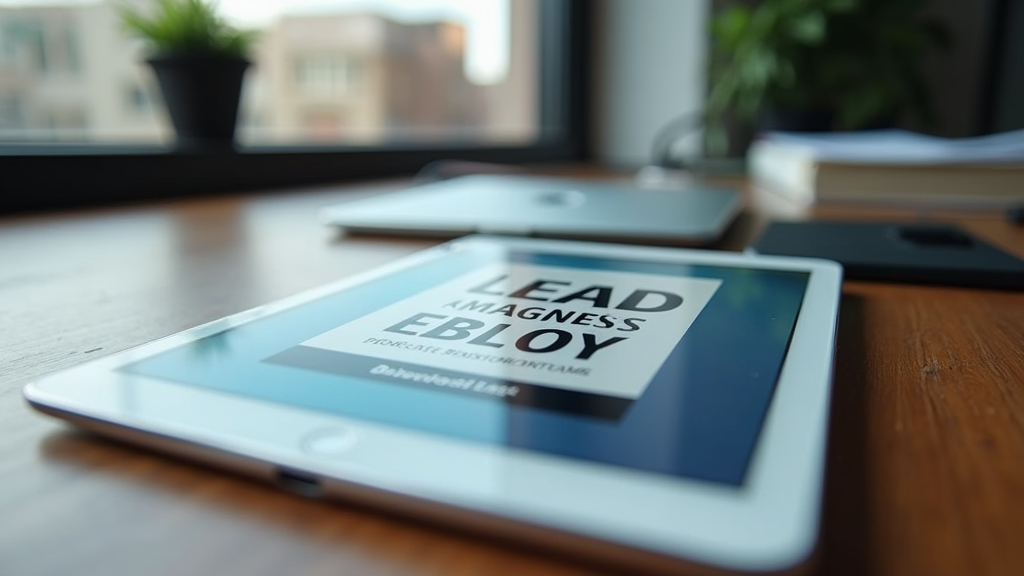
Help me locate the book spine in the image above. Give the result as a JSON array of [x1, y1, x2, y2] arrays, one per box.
[[747, 140, 817, 205], [814, 163, 1024, 207]]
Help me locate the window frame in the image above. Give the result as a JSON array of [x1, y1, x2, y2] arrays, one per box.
[[0, 0, 591, 214]]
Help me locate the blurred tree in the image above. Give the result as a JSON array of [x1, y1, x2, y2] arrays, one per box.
[[705, 0, 948, 155]]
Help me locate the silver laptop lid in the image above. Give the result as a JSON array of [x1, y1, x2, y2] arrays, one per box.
[[322, 175, 741, 246]]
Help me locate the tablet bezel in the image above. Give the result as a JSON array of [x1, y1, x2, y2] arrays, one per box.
[[24, 236, 842, 574]]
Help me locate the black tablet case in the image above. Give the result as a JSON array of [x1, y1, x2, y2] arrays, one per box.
[[751, 221, 1024, 290]]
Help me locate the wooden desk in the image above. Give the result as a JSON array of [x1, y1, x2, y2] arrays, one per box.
[[2, 175, 1024, 576]]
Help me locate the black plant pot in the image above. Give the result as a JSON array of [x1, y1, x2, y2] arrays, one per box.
[[757, 105, 899, 134], [757, 106, 836, 133], [147, 53, 251, 152]]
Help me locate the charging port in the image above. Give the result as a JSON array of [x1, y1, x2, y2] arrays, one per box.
[[274, 468, 324, 498]]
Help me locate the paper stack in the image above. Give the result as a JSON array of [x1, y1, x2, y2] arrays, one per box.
[[748, 129, 1024, 207]]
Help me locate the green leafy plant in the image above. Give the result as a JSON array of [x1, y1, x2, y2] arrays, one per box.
[[118, 0, 257, 58], [705, 0, 947, 154]]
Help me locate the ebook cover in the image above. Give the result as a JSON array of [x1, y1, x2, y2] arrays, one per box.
[[268, 262, 721, 420]]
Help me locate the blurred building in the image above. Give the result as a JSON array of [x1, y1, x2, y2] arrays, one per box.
[[479, 0, 537, 144], [252, 12, 485, 144], [0, 1, 525, 145], [0, 2, 164, 142]]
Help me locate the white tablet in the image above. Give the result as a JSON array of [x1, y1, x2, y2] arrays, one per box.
[[24, 236, 842, 575]]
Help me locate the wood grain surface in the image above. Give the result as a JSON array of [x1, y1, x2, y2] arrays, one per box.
[[2, 176, 1024, 576]]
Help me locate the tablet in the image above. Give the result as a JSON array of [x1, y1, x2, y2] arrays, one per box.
[[24, 236, 843, 575], [321, 175, 742, 246]]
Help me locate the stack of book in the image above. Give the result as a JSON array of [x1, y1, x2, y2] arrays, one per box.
[[747, 129, 1024, 207]]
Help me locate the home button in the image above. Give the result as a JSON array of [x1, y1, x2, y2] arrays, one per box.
[[301, 427, 358, 456]]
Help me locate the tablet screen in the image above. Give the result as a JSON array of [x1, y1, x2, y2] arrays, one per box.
[[122, 245, 809, 487]]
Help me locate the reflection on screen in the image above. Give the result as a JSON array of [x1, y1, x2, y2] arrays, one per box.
[[124, 248, 808, 486]]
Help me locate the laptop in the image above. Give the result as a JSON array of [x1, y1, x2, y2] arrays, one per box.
[[321, 175, 742, 246]]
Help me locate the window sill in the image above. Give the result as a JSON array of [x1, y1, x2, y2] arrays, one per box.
[[1, 141, 585, 214]]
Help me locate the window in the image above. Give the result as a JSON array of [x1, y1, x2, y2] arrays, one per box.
[[0, 94, 25, 130], [0, 0, 589, 213], [124, 82, 154, 114], [294, 55, 358, 98], [27, 23, 46, 73]]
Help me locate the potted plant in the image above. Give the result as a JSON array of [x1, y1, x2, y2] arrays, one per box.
[[705, 0, 947, 155], [120, 0, 258, 151]]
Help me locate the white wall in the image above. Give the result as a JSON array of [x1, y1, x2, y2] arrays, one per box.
[[593, 0, 709, 168]]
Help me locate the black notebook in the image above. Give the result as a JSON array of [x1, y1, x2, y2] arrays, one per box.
[[751, 221, 1024, 290]]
